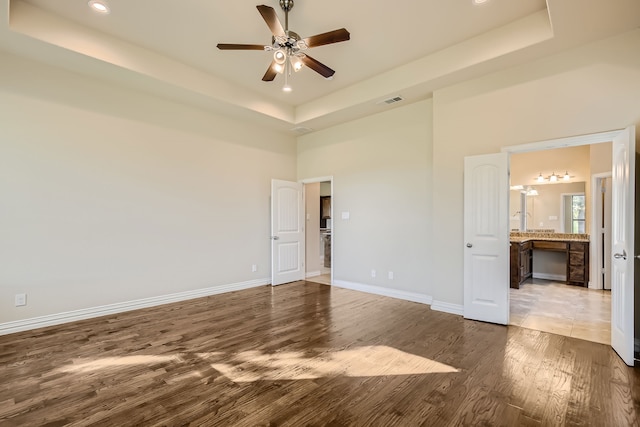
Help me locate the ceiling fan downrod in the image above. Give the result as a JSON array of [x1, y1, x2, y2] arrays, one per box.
[[279, 0, 293, 32]]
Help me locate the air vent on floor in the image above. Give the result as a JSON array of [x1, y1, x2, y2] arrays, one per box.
[[377, 95, 404, 105], [290, 126, 314, 135]]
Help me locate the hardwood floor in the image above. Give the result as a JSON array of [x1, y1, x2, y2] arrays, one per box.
[[1, 281, 639, 426]]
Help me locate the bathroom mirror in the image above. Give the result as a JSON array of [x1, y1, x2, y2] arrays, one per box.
[[510, 181, 586, 233]]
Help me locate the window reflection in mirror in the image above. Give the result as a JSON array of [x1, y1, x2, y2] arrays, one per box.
[[563, 193, 586, 233]]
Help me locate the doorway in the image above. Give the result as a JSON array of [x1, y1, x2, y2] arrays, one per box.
[[302, 177, 333, 286], [507, 143, 613, 345]]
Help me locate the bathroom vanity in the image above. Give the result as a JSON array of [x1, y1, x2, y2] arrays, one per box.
[[510, 232, 589, 288]]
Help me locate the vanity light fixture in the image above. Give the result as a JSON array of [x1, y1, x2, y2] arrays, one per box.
[[88, 0, 110, 14], [534, 171, 572, 183]]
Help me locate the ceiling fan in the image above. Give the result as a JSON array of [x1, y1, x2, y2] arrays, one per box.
[[217, 0, 350, 90]]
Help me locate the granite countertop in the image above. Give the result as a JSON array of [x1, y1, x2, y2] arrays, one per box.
[[510, 231, 589, 243]]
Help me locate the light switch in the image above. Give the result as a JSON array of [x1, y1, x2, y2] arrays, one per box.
[[341, 211, 350, 220], [549, 215, 558, 220]]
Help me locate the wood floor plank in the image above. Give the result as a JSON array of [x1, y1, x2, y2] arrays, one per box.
[[1, 281, 639, 426]]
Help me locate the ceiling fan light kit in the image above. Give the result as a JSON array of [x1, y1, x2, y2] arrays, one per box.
[[217, 1, 350, 92]]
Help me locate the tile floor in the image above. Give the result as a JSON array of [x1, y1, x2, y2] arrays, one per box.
[[307, 273, 331, 285], [306, 265, 331, 286], [510, 278, 611, 345]]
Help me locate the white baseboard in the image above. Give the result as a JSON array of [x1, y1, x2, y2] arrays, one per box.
[[431, 300, 464, 316], [532, 273, 566, 281], [305, 271, 321, 278], [332, 280, 432, 305], [0, 278, 270, 336]]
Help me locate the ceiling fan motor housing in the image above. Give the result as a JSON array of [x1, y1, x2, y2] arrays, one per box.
[[279, 0, 294, 12]]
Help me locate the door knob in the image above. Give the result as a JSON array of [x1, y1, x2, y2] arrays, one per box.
[[466, 243, 473, 248], [614, 250, 627, 260]]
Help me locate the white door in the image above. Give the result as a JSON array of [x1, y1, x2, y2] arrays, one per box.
[[271, 179, 305, 286], [611, 126, 636, 366], [463, 153, 510, 324]]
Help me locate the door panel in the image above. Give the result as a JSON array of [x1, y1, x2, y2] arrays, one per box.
[[611, 126, 636, 366], [271, 179, 304, 286], [464, 153, 510, 324]]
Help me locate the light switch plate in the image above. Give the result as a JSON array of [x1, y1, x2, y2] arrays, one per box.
[[341, 211, 350, 220]]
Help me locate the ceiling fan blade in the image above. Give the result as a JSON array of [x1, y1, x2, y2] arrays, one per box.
[[303, 28, 350, 48], [262, 61, 278, 82], [301, 55, 335, 79], [256, 5, 286, 37], [217, 43, 265, 50]]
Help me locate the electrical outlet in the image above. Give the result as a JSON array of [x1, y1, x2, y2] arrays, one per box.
[[252, 264, 258, 272], [371, 269, 376, 278], [388, 271, 394, 280], [15, 293, 26, 307]]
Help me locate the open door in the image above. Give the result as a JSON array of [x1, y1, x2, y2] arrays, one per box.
[[463, 153, 510, 324], [611, 126, 636, 366], [271, 179, 305, 286]]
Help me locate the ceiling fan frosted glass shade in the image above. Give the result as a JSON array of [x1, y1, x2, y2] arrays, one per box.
[[273, 49, 286, 65], [291, 57, 304, 72]]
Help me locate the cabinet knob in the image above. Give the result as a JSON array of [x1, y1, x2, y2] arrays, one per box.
[[466, 243, 473, 248]]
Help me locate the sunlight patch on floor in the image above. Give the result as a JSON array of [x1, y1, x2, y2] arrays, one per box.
[[60, 354, 183, 373], [200, 345, 459, 383]]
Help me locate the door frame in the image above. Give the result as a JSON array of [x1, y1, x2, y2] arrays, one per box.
[[301, 176, 334, 285], [503, 131, 622, 286], [591, 172, 613, 290]]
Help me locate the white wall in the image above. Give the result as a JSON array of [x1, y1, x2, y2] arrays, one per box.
[[297, 100, 433, 297], [590, 142, 612, 175], [0, 54, 296, 324], [432, 28, 640, 307]]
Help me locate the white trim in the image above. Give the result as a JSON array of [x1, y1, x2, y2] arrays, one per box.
[[332, 280, 432, 305], [431, 300, 464, 316], [0, 278, 269, 336], [532, 273, 566, 281], [305, 271, 321, 278], [501, 129, 622, 154], [591, 172, 612, 290], [300, 176, 333, 184]]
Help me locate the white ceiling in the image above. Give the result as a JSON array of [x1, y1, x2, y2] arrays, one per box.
[[1, 0, 640, 133]]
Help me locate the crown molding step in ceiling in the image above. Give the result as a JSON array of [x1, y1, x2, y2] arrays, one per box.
[[1, 0, 639, 132]]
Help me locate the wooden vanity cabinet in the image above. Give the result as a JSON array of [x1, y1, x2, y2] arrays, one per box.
[[510, 241, 532, 289], [567, 241, 589, 287], [510, 239, 589, 288]]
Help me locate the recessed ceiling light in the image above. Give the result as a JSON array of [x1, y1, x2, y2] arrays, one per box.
[[473, 0, 489, 4], [88, 0, 110, 14]]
